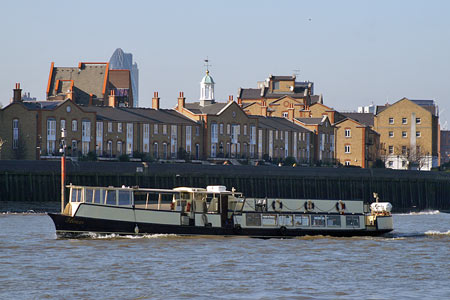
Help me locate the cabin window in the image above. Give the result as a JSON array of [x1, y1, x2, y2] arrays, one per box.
[[311, 215, 326, 227], [279, 215, 293, 226], [118, 190, 132, 206], [346, 216, 360, 227], [105, 190, 117, 205], [294, 215, 309, 226], [71, 189, 82, 202], [85, 189, 101, 204], [85, 188, 94, 203], [326, 216, 341, 227], [93, 189, 101, 203]]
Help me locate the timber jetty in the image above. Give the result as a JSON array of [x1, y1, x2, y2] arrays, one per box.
[[0, 160, 449, 212]]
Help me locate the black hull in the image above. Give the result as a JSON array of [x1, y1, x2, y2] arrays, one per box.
[[48, 213, 392, 238]]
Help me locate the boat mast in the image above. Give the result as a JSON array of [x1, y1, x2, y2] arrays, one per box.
[[60, 128, 67, 213]]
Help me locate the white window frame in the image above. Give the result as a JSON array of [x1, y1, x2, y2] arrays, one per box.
[[96, 122, 103, 155], [344, 145, 351, 154], [143, 124, 150, 153], [345, 129, 351, 137], [186, 126, 192, 153], [72, 119, 78, 132], [126, 123, 133, 156], [12, 119, 19, 149]]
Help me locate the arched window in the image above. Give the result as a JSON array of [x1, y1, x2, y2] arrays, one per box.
[[117, 141, 123, 155], [163, 143, 168, 159], [12, 119, 19, 149], [72, 119, 78, 132], [153, 142, 159, 159]]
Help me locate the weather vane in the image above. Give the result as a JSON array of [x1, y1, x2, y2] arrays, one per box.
[[204, 57, 212, 72]]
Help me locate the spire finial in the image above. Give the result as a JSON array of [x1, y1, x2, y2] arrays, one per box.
[[204, 57, 212, 73]]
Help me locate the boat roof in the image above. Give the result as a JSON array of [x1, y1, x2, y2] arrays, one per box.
[[67, 185, 239, 195]]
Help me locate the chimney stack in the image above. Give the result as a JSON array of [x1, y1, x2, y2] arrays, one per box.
[[237, 98, 243, 107], [288, 103, 295, 121], [261, 100, 268, 117], [13, 83, 22, 103], [177, 92, 185, 111], [152, 92, 160, 110], [108, 91, 115, 107], [228, 95, 234, 103]]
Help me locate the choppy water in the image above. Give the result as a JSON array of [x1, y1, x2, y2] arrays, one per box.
[[0, 205, 449, 299]]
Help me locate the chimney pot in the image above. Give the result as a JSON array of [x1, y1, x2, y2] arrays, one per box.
[[178, 91, 185, 111], [152, 91, 160, 110], [12, 82, 22, 103]]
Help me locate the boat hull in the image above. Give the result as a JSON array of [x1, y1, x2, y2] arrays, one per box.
[[48, 213, 393, 238]]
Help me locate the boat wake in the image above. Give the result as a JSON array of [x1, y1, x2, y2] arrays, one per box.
[[1, 211, 47, 215], [59, 232, 179, 240], [424, 230, 450, 236], [395, 210, 440, 216], [384, 229, 450, 239]]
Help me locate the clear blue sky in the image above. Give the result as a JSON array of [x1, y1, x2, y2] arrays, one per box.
[[1, 0, 449, 127]]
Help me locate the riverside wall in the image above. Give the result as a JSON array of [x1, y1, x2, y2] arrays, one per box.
[[0, 160, 449, 212]]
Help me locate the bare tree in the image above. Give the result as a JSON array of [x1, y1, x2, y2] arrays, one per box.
[[0, 138, 5, 160]]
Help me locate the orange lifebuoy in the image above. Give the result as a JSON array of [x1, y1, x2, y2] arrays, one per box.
[[170, 202, 175, 210], [186, 202, 191, 212]]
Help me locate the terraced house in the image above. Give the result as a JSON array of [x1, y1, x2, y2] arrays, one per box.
[[0, 84, 96, 159], [0, 84, 201, 161]]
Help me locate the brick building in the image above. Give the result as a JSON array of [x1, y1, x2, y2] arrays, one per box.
[[441, 130, 450, 165], [46, 62, 134, 107], [374, 98, 440, 170]]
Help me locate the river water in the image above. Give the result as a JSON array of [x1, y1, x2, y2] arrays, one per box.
[[0, 204, 449, 300]]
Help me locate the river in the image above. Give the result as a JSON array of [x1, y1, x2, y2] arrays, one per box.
[[0, 203, 449, 299]]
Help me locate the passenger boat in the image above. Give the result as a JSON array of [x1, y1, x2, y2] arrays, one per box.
[[48, 184, 393, 238]]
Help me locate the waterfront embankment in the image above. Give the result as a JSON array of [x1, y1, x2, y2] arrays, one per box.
[[0, 160, 449, 212]]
